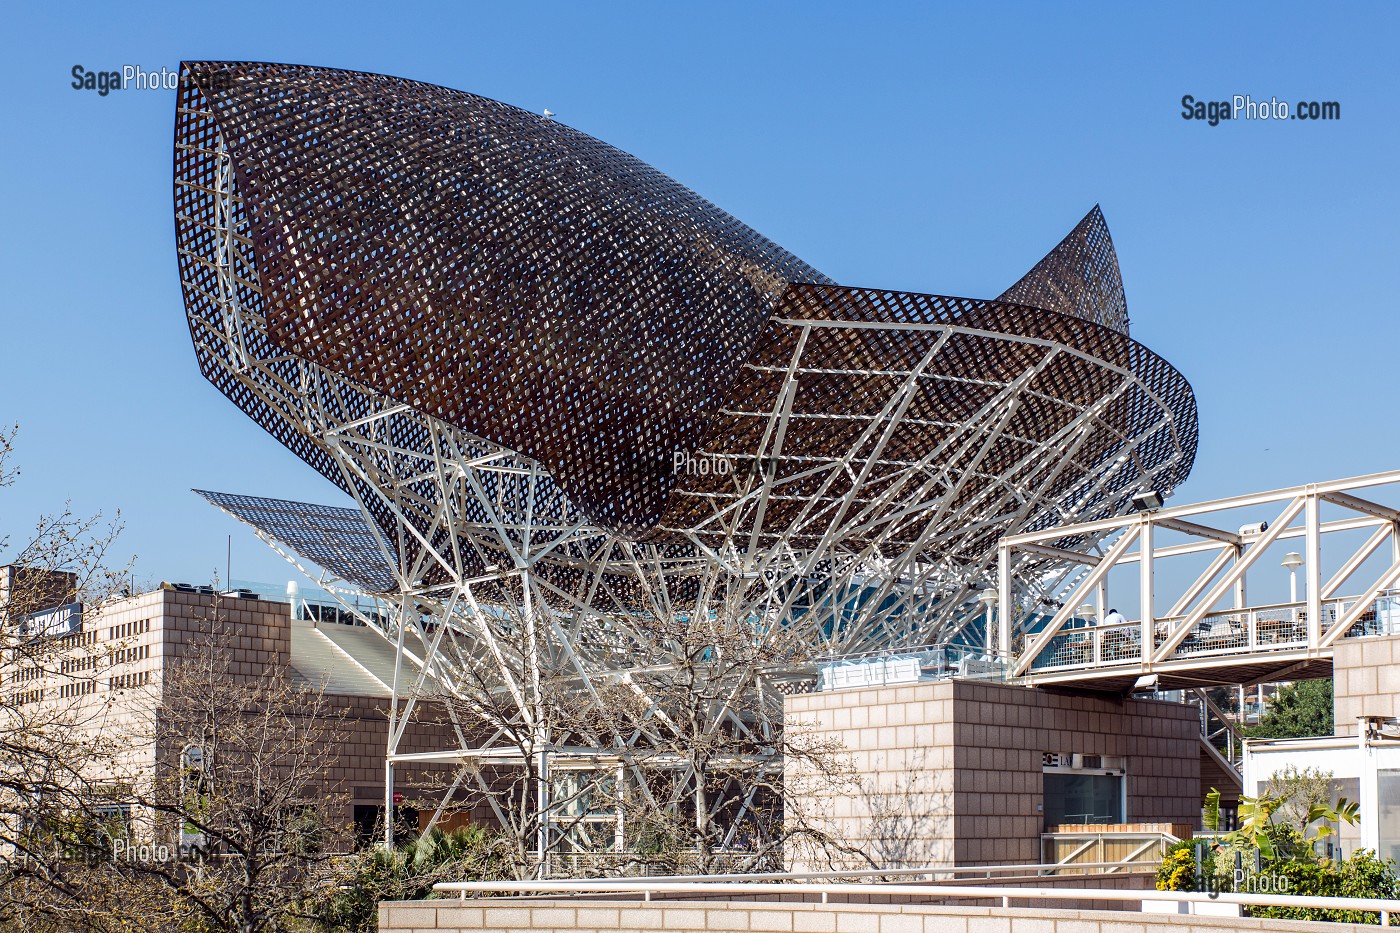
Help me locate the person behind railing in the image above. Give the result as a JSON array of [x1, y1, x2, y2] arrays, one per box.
[[1102, 608, 1126, 626]]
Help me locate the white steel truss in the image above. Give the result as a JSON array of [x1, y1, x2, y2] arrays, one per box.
[[999, 470, 1400, 688]]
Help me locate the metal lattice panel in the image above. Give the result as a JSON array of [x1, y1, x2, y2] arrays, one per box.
[[175, 61, 828, 539], [661, 283, 1196, 555], [997, 206, 1130, 333], [193, 490, 397, 594]]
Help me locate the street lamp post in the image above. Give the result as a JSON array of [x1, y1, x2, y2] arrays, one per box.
[[979, 588, 999, 658], [1282, 551, 1305, 603]]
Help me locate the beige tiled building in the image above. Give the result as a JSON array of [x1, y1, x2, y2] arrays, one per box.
[[786, 678, 1200, 867], [1333, 631, 1400, 735], [3, 572, 457, 846]]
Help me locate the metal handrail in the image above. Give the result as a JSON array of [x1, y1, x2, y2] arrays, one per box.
[[434, 877, 1400, 922], [621, 857, 1162, 883], [1030, 591, 1399, 674]]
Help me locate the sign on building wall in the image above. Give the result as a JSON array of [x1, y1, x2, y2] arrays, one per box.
[[19, 602, 82, 638]]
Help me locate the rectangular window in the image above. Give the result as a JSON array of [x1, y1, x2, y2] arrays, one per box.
[[1043, 772, 1124, 825], [1327, 777, 1361, 860]]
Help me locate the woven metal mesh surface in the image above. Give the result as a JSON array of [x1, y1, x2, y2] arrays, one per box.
[[662, 284, 1197, 553], [998, 206, 1130, 333], [175, 60, 1197, 560], [175, 61, 826, 538]]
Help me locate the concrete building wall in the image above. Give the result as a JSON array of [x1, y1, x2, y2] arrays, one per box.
[[380, 898, 1379, 933], [786, 679, 1200, 869], [1333, 632, 1400, 735]]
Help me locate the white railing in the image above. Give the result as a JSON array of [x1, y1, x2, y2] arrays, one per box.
[[815, 643, 1008, 691], [608, 857, 1161, 883], [1029, 592, 1400, 674], [504, 856, 1165, 884], [434, 877, 1400, 923], [816, 592, 1400, 682], [1000, 471, 1400, 681]]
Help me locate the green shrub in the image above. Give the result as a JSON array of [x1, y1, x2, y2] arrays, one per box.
[[1250, 849, 1398, 925], [308, 825, 514, 932]]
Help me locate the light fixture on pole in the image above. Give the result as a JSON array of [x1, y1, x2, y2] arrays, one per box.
[[978, 588, 999, 656], [1080, 602, 1098, 626], [1281, 551, 1304, 603]]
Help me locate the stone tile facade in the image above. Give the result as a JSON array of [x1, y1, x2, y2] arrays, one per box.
[[380, 898, 1380, 933], [8, 586, 459, 840], [1333, 632, 1400, 735], [785, 679, 1200, 868]]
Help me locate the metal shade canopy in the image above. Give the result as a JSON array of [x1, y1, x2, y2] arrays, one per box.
[[193, 489, 395, 594]]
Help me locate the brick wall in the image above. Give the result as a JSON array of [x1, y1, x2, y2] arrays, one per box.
[[786, 679, 1200, 869]]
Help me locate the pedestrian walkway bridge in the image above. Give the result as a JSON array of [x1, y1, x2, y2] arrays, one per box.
[[995, 470, 1400, 694]]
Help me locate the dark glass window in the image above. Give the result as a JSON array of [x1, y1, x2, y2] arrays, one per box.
[[1043, 772, 1123, 825]]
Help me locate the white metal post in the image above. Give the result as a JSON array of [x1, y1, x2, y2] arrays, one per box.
[[615, 763, 626, 852], [523, 568, 551, 875], [1360, 721, 1380, 854], [384, 761, 395, 847], [1306, 493, 1322, 650], [1233, 548, 1246, 611], [997, 544, 1012, 659], [1139, 519, 1154, 665]]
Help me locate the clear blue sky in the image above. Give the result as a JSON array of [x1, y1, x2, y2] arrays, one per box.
[[1, 1, 1397, 592]]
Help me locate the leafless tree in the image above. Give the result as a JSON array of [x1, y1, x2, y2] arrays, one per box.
[[1, 424, 133, 930], [109, 611, 352, 933], [419, 575, 626, 879], [2, 430, 350, 931], [600, 582, 866, 874], [419, 571, 866, 878]]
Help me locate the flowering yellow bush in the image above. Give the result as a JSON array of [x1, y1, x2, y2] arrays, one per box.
[[1156, 843, 1197, 891]]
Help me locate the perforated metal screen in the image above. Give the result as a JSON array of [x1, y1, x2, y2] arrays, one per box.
[[175, 61, 1197, 564]]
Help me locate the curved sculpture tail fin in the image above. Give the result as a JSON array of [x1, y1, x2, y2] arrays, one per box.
[[998, 205, 1129, 334]]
